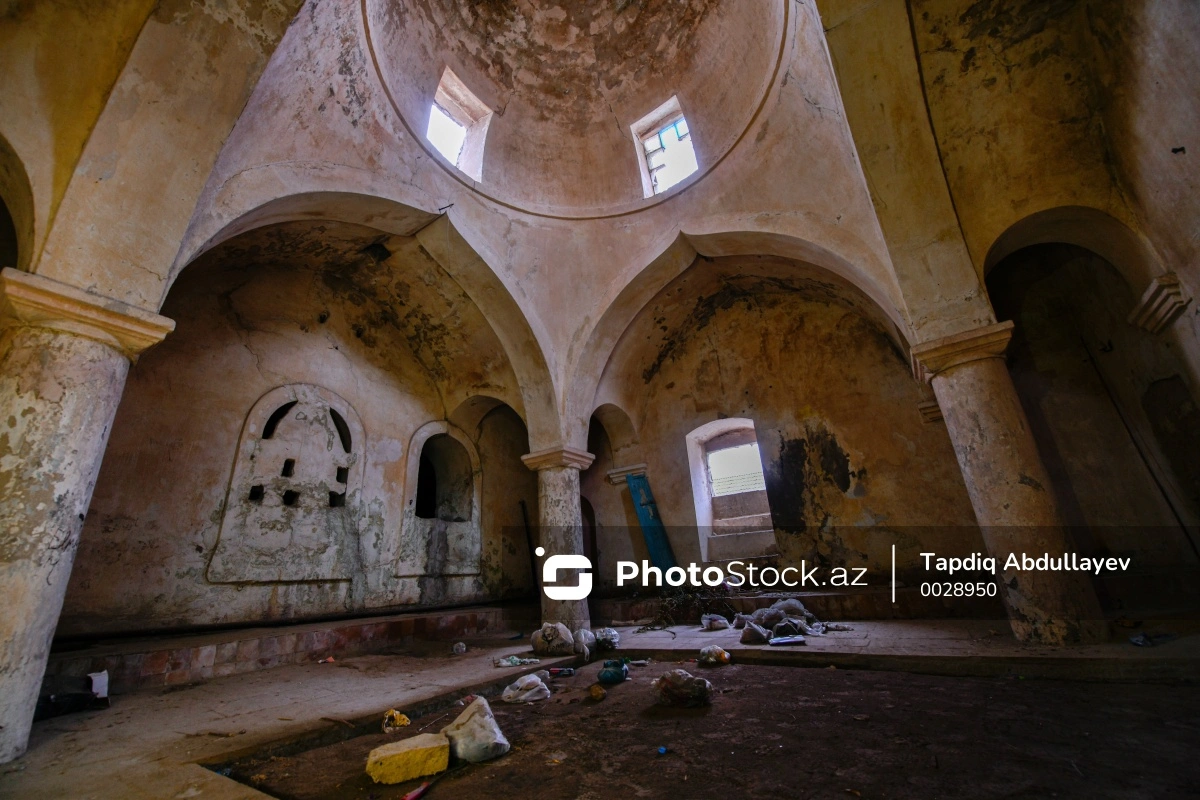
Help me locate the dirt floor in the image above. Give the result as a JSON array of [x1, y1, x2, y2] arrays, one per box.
[[223, 661, 1200, 799]]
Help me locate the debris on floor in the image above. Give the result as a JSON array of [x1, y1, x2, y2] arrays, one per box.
[[501, 673, 551, 703], [1129, 631, 1176, 647], [494, 655, 540, 667], [366, 733, 450, 784], [452, 641, 467, 655], [33, 669, 110, 722], [740, 621, 772, 644], [594, 627, 621, 651], [701, 613, 731, 630], [532, 622, 575, 655], [598, 659, 630, 684], [382, 709, 411, 732], [652, 668, 713, 707], [589, 683, 608, 701], [440, 695, 510, 763], [698, 645, 732, 665], [769, 635, 807, 647]]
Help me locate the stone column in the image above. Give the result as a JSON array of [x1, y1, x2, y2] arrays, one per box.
[[0, 269, 173, 763], [521, 447, 595, 630], [912, 321, 1105, 645]]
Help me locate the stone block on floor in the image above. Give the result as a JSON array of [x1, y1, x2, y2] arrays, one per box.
[[366, 733, 450, 784]]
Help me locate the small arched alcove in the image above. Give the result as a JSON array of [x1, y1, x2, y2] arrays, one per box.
[[396, 421, 482, 581]]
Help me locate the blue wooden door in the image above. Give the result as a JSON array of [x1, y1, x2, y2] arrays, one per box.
[[625, 473, 678, 570]]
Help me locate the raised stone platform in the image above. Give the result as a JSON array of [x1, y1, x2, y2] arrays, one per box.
[[44, 604, 537, 694]]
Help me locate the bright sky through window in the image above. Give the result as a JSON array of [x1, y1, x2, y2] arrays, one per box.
[[707, 442, 767, 497], [643, 117, 698, 194], [426, 104, 466, 166]]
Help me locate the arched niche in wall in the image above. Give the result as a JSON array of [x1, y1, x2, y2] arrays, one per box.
[[685, 418, 779, 563], [208, 384, 366, 583], [395, 421, 482, 579]]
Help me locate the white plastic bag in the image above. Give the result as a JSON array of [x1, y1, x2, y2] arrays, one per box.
[[501, 673, 551, 703], [531, 622, 575, 656], [441, 696, 510, 762]]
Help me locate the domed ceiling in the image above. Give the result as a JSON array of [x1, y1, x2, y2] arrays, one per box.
[[364, 0, 787, 217]]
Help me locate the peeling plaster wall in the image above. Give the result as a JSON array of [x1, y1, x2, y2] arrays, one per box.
[[60, 222, 528, 635], [475, 405, 539, 601], [580, 419, 647, 594], [1086, 0, 1200, 296], [596, 256, 979, 579]]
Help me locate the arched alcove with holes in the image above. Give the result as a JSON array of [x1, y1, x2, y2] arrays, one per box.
[[208, 385, 366, 583], [396, 421, 482, 593]]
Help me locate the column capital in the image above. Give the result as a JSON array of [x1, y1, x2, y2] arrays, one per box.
[[0, 268, 175, 361], [910, 320, 1013, 383], [605, 463, 647, 485], [521, 446, 595, 472], [1128, 273, 1191, 334]]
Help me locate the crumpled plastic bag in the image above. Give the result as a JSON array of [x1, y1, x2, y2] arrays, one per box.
[[770, 598, 811, 619], [531, 622, 575, 656], [733, 613, 751, 630], [573, 628, 596, 662], [501, 673, 551, 703], [382, 709, 410, 732], [825, 623, 854, 632], [594, 627, 621, 651], [740, 621, 773, 644], [597, 659, 629, 684], [774, 617, 823, 637], [441, 696, 510, 762], [652, 669, 713, 707], [700, 613, 730, 631], [750, 607, 786, 629], [698, 645, 731, 666]]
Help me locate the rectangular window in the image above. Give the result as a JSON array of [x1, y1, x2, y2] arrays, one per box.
[[631, 96, 699, 197], [707, 442, 767, 497]]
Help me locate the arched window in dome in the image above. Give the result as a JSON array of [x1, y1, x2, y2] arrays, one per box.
[[425, 67, 492, 181], [632, 95, 699, 197]]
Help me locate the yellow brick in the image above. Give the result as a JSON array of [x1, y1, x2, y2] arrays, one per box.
[[365, 733, 450, 784]]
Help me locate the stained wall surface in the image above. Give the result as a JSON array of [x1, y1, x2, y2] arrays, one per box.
[[61, 222, 534, 635], [592, 256, 980, 582]]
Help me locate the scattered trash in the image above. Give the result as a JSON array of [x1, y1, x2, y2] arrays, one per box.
[[740, 621, 772, 644], [589, 684, 608, 701], [852, 714, 870, 721], [534, 670, 551, 682], [440, 695, 510, 763], [1129, 631, 1176, 647], [597, 659, 629, 684], [401, 782, 434, 800], [700, 613, 730, 631], [549, 667, 575, 677], [698, 645, 731, 666], [769, 635, 806, 646], [494, 655, 541, 668], [574, 628, 596, 661], [825, 623, 854, 632], [501, 673, 551, 703], [652, 669, 713, 707], [733, 613, 751, 629], [657, 746, 669, 755], [452, 642, 467, 655], [773, 618, 806, 637], [629, 659, 651, 667], [382, 709, 411, 732], [594, 627, 621, 651], [319, 656, 336, 663], [532, 622, 576, 656]]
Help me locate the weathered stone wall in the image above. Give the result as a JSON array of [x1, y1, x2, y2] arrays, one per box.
[[59, 223, 534, 635], [593, 256, 980, 581]]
